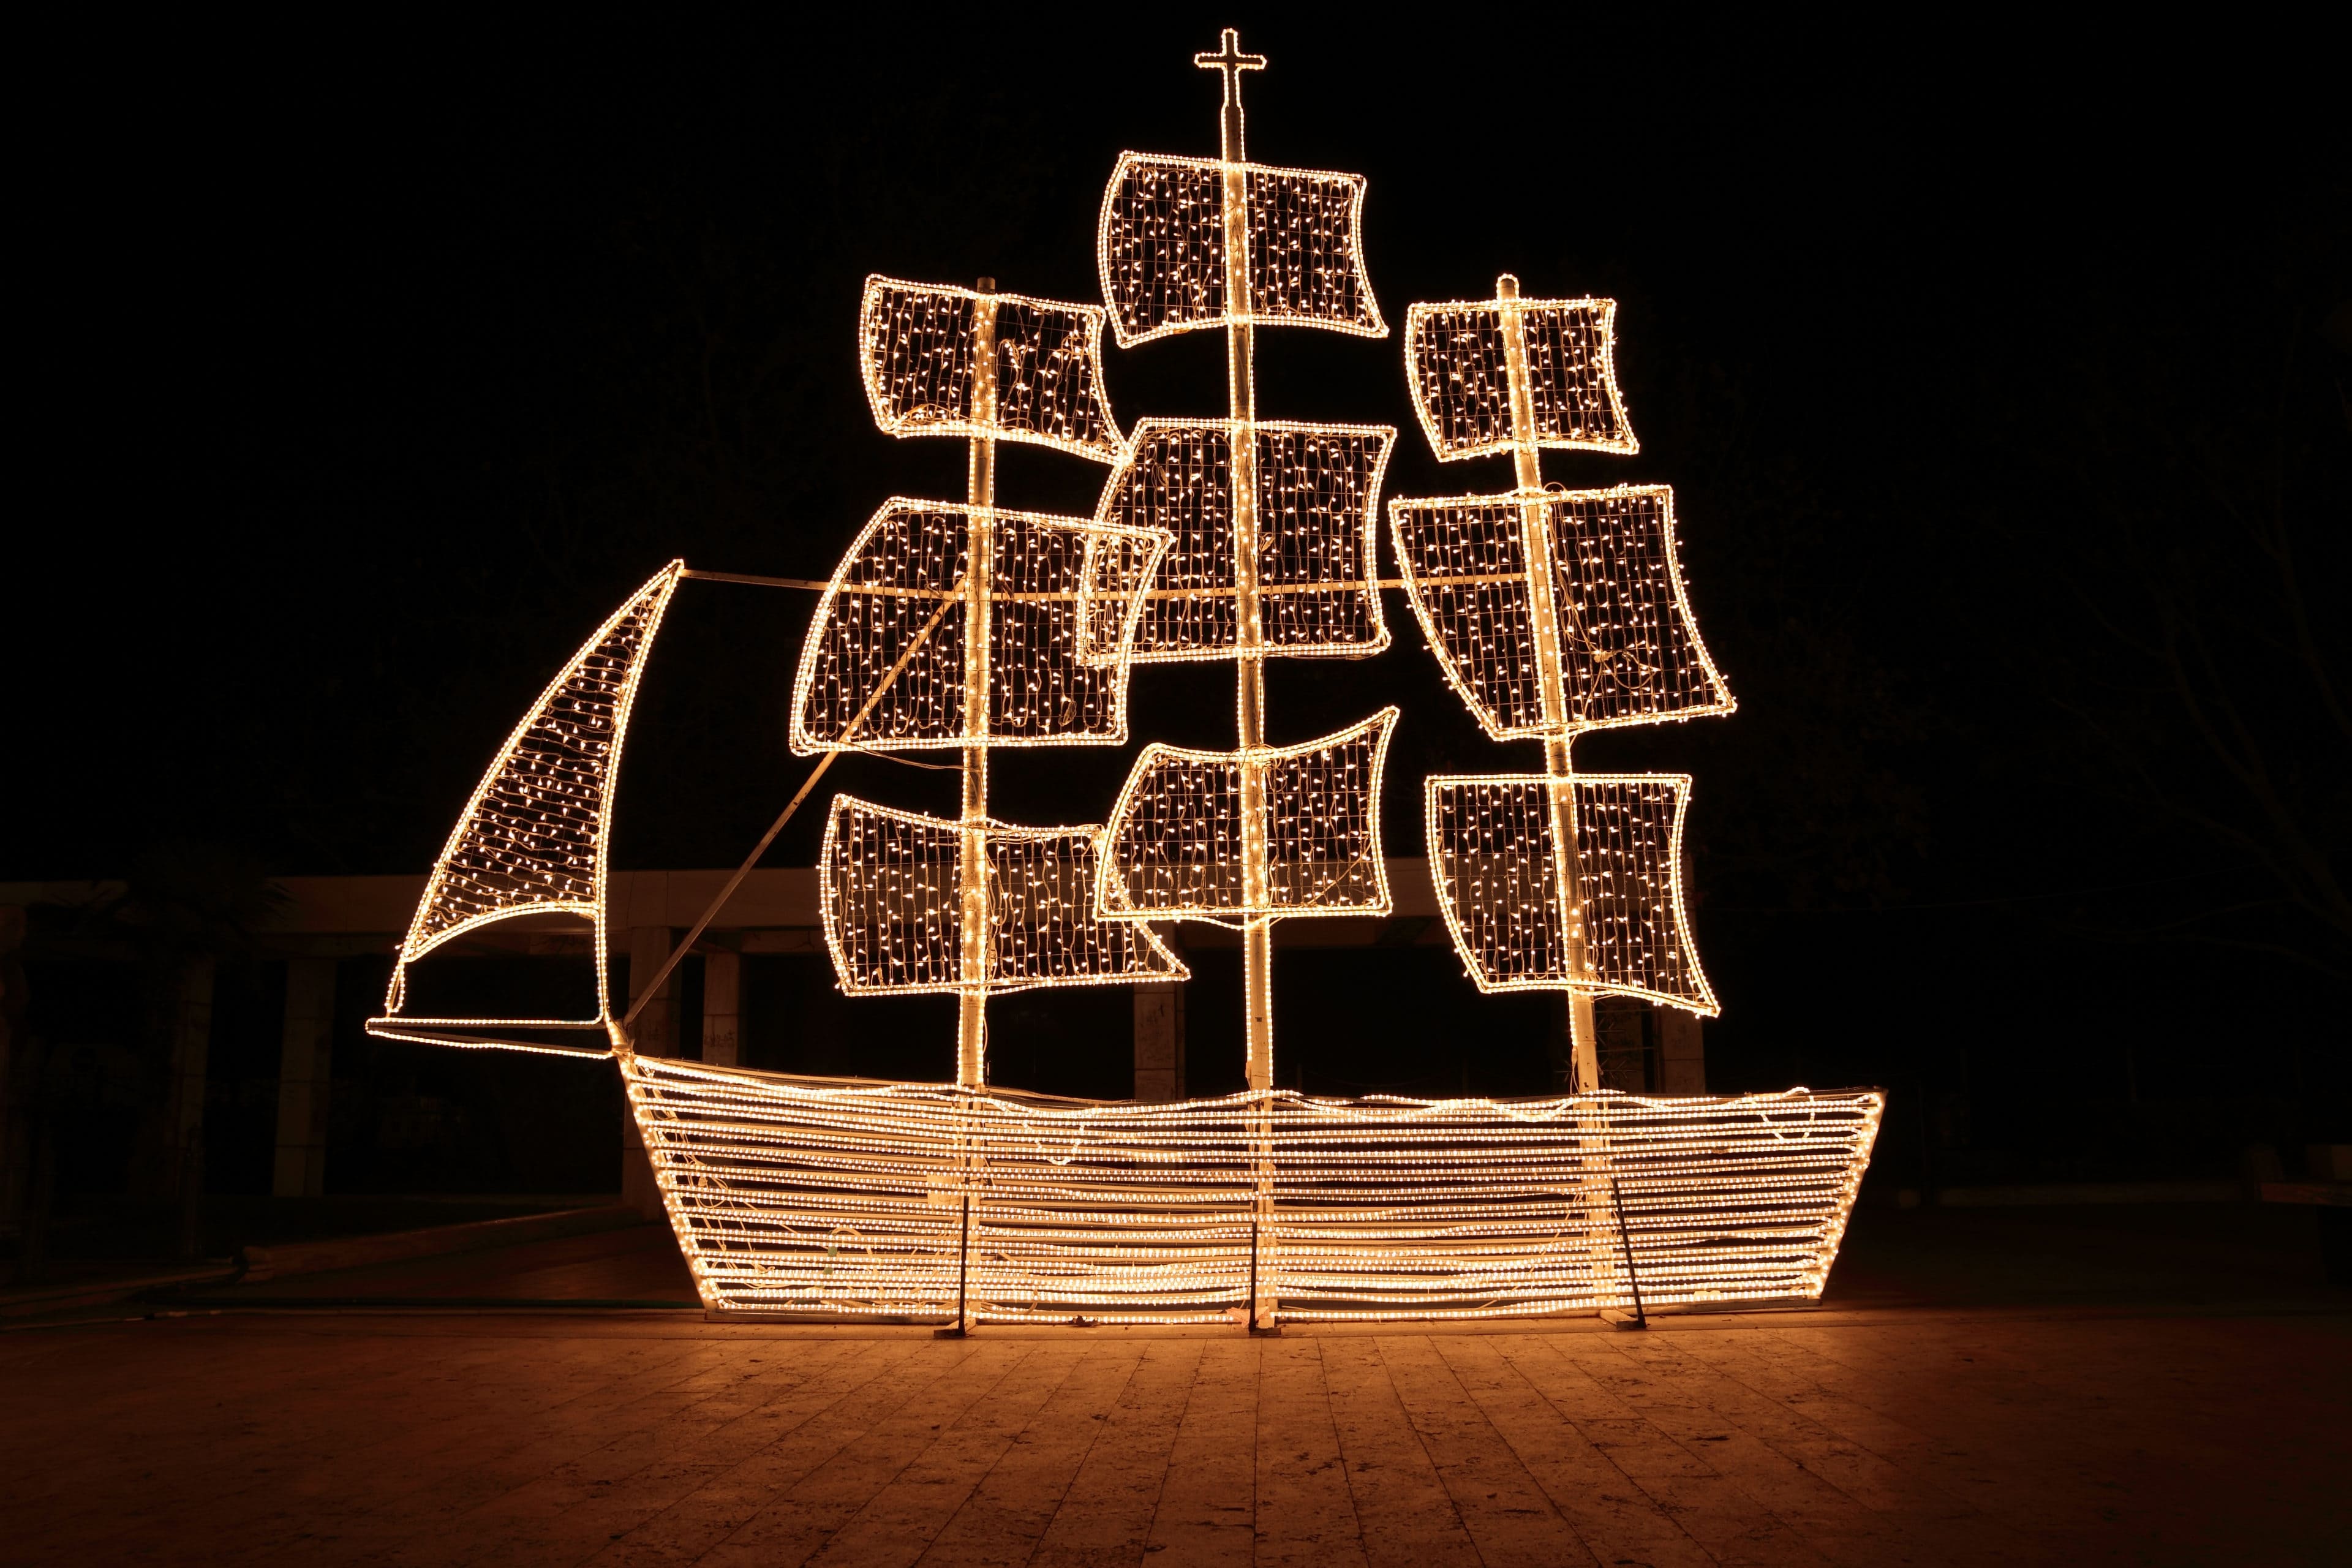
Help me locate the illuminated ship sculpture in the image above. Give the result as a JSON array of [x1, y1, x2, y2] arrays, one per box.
[[370, 30, 1881, 1327]]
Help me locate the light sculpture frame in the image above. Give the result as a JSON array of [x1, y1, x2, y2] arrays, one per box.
[[366, 29, 1882, 1335]]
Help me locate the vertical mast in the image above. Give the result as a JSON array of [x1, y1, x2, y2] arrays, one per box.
[[1197, 28, 1276, 1093], [1496, 273, 1600, 1091], [959, 277, 999, 1087]]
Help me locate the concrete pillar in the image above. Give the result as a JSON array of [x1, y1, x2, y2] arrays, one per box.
[[1133, 976, 1185, 1102], [626, 927, 677, 1058], [165, 957, 215, 1196], [702, 949, 741, 1068], [0, 907, 26, 1238], [271, 956, 336, 1197], [622, 927, 676, 1219], [1657, 1008, 1706, 1095], [1594, 996, 1649, 1091]]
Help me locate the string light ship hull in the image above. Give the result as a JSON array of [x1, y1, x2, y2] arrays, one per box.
[[369, 29, 1884, 1330], [626, 1057, 1883, 1324]]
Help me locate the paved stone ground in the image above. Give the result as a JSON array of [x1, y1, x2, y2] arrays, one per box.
[[4, 1301, 2346, 1566]]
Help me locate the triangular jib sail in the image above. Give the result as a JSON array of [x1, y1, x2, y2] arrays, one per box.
[[861, 276, 1124, 461], [1426, 772, 1717, 1015], [371, 559, 684, 1054], [821, 796, 1186, 995], [1391, 483, 1733, 741]]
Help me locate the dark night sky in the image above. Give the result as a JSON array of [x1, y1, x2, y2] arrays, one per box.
[[16, 17, 2348, 1141]]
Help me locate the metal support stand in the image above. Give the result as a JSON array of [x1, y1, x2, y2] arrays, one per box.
[[934, 1190, 972, 1338], [1607, 1173, 1648, 1330]]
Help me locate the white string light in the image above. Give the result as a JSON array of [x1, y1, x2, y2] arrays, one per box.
[[1099, 418, 1395, 662], [789, 500, 1169, 754], [1426, 772, 1717, 1013], [1391, 483, 1733, 741], [1098, 153, 1385, 347], [1393, 274, 1736, 1071], [1405, 293, 1636, 461], [1096, 709, 1400, 923], [820, 794, 1185, 996], [860, 276, 1125, 461]]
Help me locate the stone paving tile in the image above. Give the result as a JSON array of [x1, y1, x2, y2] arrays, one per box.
[[1250, 1341, 1363, 1568], [1445, 1336, 1714, 1567], [695, 1341, 1036, 1566], [910, 1343, 1142, 1568], [1377, 1332, 1594, 1567], [1317, 1337, 1480, 1568], [1023, 1340, 1198, 1568], [1140, 1338, 1259, 1566], [3, 1308, 2346, 1566], [576, 1340, 949, 1568]]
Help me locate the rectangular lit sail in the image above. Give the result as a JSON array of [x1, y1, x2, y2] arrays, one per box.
[[1098, 709, 1398, 920], [821, 795, 1185, 996], [859, 277, 1125, 461], [1406, 296, 1635, 460], [1391, 484, 1733, 741], [1100, 419, 1393, 662], [1427, 772, 1717, 1014], [790, 500, 1169, 753], [1097, 153, 1384, 346]]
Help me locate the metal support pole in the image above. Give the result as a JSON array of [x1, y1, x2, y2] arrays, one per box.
[[935, 1185, 973, 1339], [1497, 273, 1600, 1094], [957, 277, 998, 1091], [1608, 1173, 1648, 1330], [1207, 49, 1281, 1333]]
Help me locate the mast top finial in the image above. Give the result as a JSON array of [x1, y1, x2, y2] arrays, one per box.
[[1194, 27, 1265, 161]]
